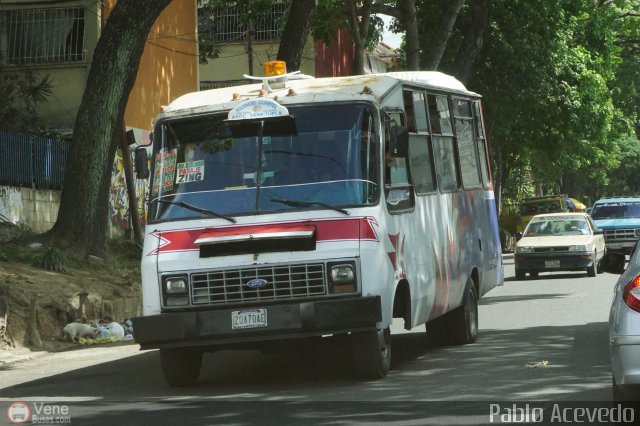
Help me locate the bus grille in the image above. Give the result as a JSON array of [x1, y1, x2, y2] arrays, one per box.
[[190, 263, 327, 305]]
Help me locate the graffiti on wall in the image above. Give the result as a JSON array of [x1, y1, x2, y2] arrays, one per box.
[[109, 129, 150, 231], [0, 187, 23, 223]]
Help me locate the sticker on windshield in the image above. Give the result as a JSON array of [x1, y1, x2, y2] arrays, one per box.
[[596, 202, 640, 207], [152, 148, 177, 195], [532, 215, 578, 222], [176, 160, 205, 184]]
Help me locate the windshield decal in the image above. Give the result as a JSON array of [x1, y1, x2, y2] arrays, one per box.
[[531, 215, 582, 222], [596, 202, 640, 207], [176, 160, 205, 184], [152, 148, 177, 195], [228, 99, 289, 120]]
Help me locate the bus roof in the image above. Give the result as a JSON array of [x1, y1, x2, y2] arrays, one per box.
[[160, 71, 479, 119]]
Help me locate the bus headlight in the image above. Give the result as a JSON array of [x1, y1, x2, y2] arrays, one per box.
[[329, 263, 357, 294], [165, 277, 188, 294]]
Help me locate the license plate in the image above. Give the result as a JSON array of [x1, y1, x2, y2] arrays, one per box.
[[231, 309, 267, 330], [545, 260, 560, 269]]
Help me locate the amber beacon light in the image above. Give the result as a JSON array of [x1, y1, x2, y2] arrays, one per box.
[[264, 60, 287, 77]]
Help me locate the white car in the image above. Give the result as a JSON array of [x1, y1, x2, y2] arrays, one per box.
[[514, 212, 606, 279]]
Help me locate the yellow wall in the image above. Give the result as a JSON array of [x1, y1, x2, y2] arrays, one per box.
[[199, 38, 316, 83], [104, 0, 198, 131]]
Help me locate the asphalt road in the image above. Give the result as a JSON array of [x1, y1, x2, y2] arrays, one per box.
[[0, 254, 622, 425]]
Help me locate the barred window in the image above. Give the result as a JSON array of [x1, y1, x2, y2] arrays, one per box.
[[0, 7, 86, 66], [199, 2, 286, 44]]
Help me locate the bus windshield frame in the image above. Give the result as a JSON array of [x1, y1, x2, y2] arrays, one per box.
[[147, 103, 381, 223]]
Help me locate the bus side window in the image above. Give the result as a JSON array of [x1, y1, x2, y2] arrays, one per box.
[[473, 101, 491, 188], [453, 98, 482, 189], [409, 134, 437, 194], [428, 94, 459, 192], [402, 90, 417, 132], [384, 110, 414, 212]]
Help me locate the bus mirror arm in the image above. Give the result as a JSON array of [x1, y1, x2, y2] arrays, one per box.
[[390, 125, 409, 157]]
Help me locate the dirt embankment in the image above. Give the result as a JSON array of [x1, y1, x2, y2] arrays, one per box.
[[0, 227, 142, 353]]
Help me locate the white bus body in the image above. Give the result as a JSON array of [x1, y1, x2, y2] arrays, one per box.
[[133, 71, 504, 386]]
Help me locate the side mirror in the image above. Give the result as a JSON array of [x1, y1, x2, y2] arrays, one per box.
[[134, 147, 149, 179], [600, 252, 626, 275], [390, 125, 409, 157], [515, 232, 523, 241]]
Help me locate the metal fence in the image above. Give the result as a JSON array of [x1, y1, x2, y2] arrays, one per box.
[[0, 131, 69, 189]]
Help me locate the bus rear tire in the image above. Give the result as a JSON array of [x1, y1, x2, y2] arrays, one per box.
[[449, 282, 478, 345], [351, 327, 391, 379], [160, 347, 202, 387]]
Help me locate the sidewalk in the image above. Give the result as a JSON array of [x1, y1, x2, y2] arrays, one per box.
[[0, 347, 49, 369], [0, 341, 141, 391]]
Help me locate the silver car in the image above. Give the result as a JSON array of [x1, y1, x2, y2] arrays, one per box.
[[601, 249, 640, 400]]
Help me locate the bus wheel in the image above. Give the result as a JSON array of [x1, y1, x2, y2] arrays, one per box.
[[450, 282, 478, 345], [160, 347, 202, 387], [351, 327, 391, 379]]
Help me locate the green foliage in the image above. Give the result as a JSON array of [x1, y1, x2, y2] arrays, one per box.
[[312, 0, 349, 44], [463, 0, 638, 203], [312, 0, 385, 50], [0, 70, 53, 132], [38, 246, 68, 273]]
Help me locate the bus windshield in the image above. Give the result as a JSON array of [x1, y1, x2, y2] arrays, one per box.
[[148, 104, 380, 222]]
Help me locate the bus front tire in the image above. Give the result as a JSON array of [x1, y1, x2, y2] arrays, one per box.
[[160, 347, 203, 387], [351, 327, 391, 379]]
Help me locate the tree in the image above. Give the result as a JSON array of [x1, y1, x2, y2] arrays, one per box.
[[47, 0, 172, 258], [277, 0, 317, 71], [370, 0, 420, 70], [450, 0, 491, 83], [466, 0, 632, 208], [421, 0, 466, 70], [313, 0, 384, 75]]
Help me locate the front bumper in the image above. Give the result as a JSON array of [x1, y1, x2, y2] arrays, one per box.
[[133, 296, 381, 350], [610, 336, 640, 385], [605, 240, 638, 254], [514, 253, 593, 272]]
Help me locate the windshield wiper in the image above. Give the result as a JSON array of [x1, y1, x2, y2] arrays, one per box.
[[158, 199, 236, 223], [268, 196, 349, 215]]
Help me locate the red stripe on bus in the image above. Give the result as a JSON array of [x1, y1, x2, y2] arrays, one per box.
[[148, 217, 378, 254]]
